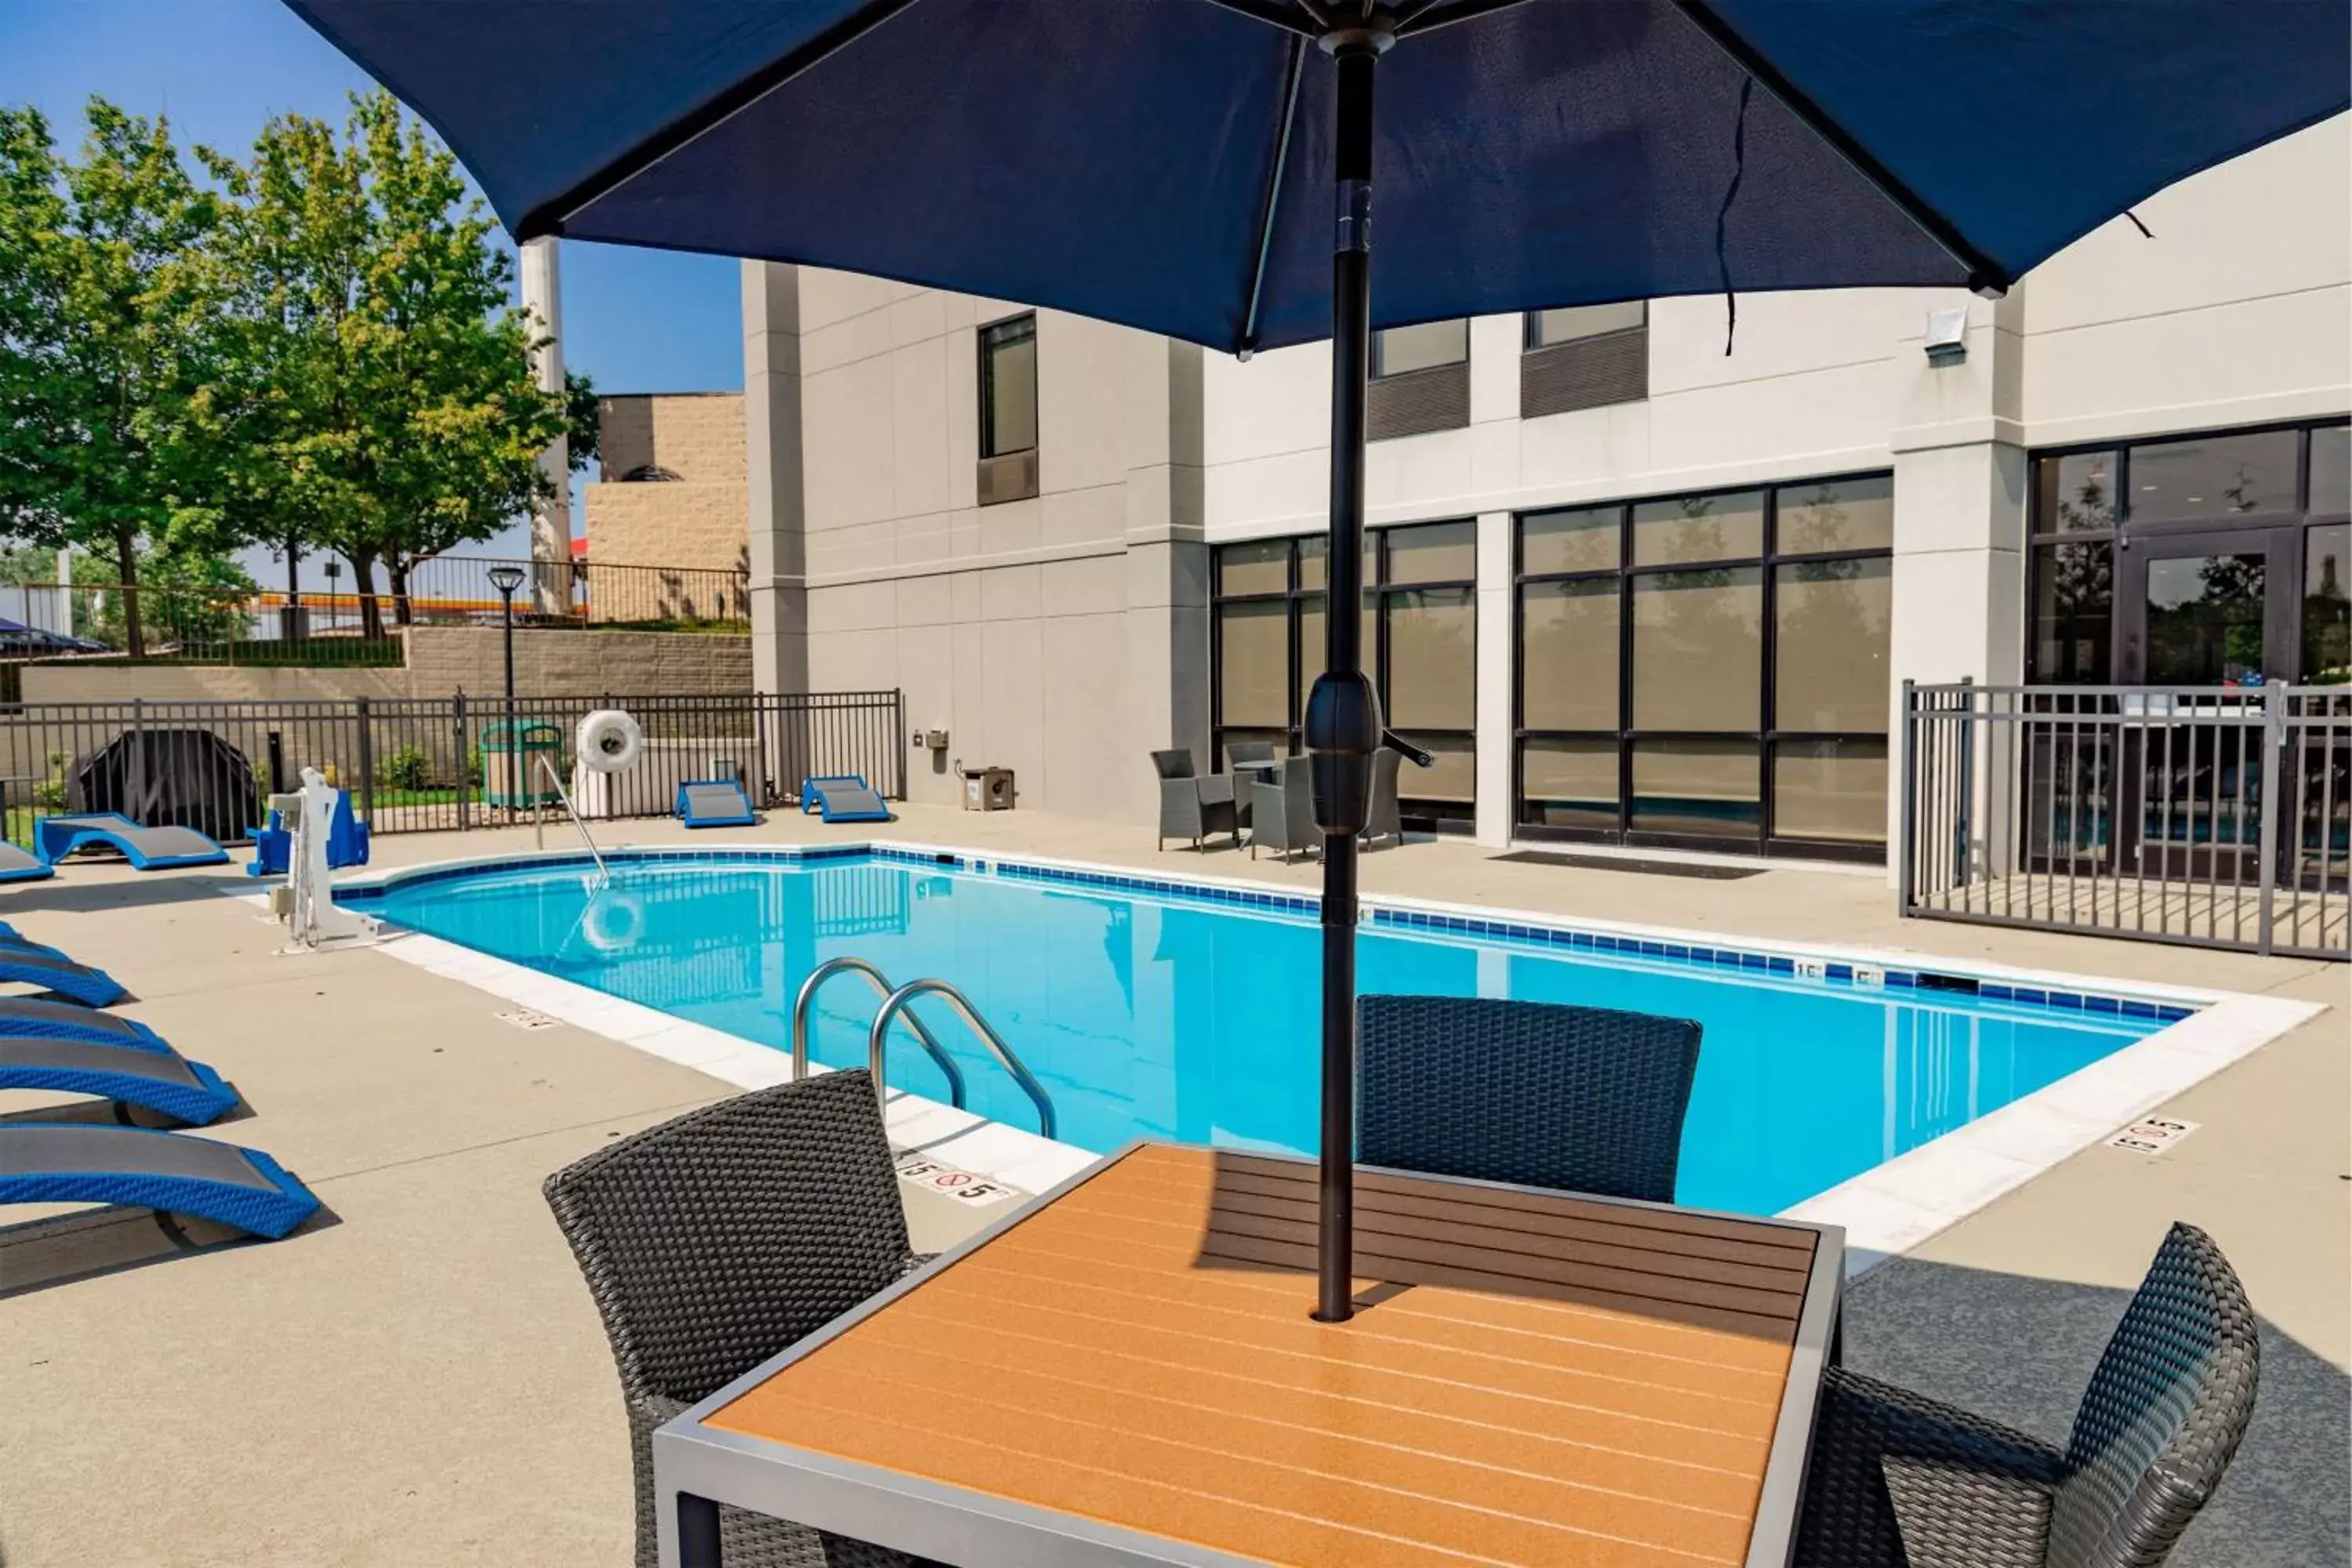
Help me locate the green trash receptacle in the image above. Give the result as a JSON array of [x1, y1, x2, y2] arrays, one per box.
[[480, 719, 564, 808]]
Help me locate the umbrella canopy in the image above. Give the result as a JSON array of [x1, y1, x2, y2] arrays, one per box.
[[290, 0, 2347, 1323]]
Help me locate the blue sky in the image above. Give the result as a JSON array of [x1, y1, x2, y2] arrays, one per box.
[[2, 0, 745, 569]]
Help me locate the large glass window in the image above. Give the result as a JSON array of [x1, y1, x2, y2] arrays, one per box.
[[1211, 521, 1476, 827], [2027, 421, 2350, 684], [979, 314, 1037, 459], [1515, 474, 1893, 857]]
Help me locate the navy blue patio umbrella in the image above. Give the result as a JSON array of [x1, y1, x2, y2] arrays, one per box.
[[288, 0, 2347, 1321]]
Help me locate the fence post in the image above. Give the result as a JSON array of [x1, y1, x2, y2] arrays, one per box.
[[129, 697, 147, 818], [1896, 680, 1917, 916], [1953, 676, 1975, 889], [356, 696, 376, 827], [893, 688, 908, 800], [2255, 687, 2281, 956], [454, 690, 470, 831]]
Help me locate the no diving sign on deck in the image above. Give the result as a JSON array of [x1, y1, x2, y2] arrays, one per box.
[[895, 1152, 1021, 1207]]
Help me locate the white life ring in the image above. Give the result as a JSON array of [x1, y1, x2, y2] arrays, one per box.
[[577, 709, 643, 774], [581, 886, 645, 953]]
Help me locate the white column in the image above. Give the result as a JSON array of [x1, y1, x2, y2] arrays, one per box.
[[1473, 508, 1514, 846], [520, 238, 571, 615], [742, 260, 808, 695]]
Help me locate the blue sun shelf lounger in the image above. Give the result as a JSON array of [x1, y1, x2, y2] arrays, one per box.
[[676, 779, 757, 828], [0, 1035, 238, 1127], [0, 994, 171, 1046], [0, 947, 126, 1007], [0, 1124, 318, 1239], [0, 843, 53, 884], [800, 775, 894, 824], [36, 814, 229, 871]]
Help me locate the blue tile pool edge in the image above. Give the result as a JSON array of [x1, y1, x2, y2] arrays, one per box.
[[317, 844, 2324, 1280], [336, 840, 2205, 1025]]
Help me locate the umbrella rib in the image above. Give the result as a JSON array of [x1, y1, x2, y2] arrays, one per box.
[[1240, 34, 1310, 356], [1202, 0, 1325, 38], [1393, 0, 1537, 38], [514, 0, 929, 239], [1667, 0, 2011, 296]]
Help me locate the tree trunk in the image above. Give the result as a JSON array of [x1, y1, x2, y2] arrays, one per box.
[[114, 524, 144, 660], [388, 557, 415, 626], [350, 550, 385, 641]]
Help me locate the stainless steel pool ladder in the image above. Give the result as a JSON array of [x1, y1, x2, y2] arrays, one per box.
[[534, 756, 611, 890], [789, 956, 1057, 1140]]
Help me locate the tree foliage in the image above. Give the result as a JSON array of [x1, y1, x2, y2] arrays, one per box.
[[201, 90, 572, 636], [0, 90, 586, 649], [0, 101, 232, 654]]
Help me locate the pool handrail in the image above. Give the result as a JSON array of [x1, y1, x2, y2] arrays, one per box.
[[868, 978, 1057, 1142], [790, 956, 967, 1111], [533, 756, 611, 890]]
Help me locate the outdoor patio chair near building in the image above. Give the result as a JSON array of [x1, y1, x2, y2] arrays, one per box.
[[1225, 738, 1278, 770], [1248, 756, 1319, 863], [1151, 748, 1240, 852], [1357, 995, 1703, 1204], [1363, 744, 1403, 849], [542, 1070, 934, 1568], [1794, 1220, 2259, 1568]]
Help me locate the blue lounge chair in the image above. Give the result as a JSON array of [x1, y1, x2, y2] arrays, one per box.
[[0, 1035, 238, 1127], [248, 789, 371, 877], [0, 994, 170, 1045], [676, 779, 757, 829], [0, 843, 53, 884], [0, 948, 126, 1007], [800, 775, 894, 824], [36, 814, 229, 871], [0, 1124, 318, 1240]]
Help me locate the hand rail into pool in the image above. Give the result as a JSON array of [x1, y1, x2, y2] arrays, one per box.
[[534, 756, 611, 891], [868, 979, 1058, 1142], [790, 956, 967, 1111]]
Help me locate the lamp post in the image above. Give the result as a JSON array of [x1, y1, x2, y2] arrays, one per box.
[[487, 565, 526, 818]]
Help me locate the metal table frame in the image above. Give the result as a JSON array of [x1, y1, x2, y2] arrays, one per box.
[[654, 1142, 1845, 1568]]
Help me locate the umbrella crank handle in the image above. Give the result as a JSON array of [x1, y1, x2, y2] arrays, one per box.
[[1380, 730, 1435, 769]]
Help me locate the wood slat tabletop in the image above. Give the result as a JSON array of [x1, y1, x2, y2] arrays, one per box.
[[707, 1142, 1820, 1568]]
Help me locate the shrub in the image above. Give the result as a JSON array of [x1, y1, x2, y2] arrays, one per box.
[[380, 745, 432, 792]]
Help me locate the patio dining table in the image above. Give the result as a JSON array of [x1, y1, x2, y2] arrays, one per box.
[[654, 1142, 1843, 1568]]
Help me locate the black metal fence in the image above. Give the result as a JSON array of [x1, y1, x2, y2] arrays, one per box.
[[0, 690, 904, 849], [1901, 681, 2349, 959], [0, 555, 751, 668]]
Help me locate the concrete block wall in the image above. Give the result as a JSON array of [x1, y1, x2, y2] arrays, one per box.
[[398, 626, 753, 699]]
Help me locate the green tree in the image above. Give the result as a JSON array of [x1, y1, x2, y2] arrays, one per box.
[[202, 90, 569, 637], [0, 102, 232, 655]]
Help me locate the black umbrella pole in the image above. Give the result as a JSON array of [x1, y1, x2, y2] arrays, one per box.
[[1305, 38, 1382, 1326]]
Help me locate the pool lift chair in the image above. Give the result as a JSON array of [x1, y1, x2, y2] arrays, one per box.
[[263, 769, 379, 953]]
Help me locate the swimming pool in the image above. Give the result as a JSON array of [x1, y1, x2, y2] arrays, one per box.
[[354, 848, 2187, 1218]]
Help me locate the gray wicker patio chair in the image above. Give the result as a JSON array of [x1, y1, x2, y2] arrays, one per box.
[[1363, 745, 1403, 848], [1356, 995, 1702, 1203], [1225, 739, 1277, 768], [543, 1070, 935, 1568], [1795, 1221, 2259, 1568], [1249, 756, 1319, 862], [1151, 748, 1240, 851]]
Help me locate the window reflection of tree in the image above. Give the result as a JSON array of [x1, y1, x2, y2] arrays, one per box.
[[2146, 555, 2264, 684], [1777, 557, 1888, 731]]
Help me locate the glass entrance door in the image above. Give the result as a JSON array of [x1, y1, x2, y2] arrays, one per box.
[[2116, 530, 2299, 879]]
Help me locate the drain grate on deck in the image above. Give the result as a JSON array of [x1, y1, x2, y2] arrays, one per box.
[[1490, 850, 1766, 880]]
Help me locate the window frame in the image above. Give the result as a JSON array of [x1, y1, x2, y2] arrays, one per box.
[[2024, 417, 2352, 684], [1210, 522, 1480, 832], [1512, 473, 1896, 861], [978, 312, 1039, 461], [1523, 300, 1648, 351]]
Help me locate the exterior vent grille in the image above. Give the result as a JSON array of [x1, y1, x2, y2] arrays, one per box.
[[976, 448, 1039, 506], [1367, 361, 1470, 441], [1521, 327, 1647, 418]]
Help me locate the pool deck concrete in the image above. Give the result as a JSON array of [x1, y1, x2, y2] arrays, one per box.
[[0, 804, 2342, 1566]]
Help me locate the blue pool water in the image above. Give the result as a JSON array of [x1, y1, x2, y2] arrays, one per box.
[[363, 853, 2170, 1216]]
